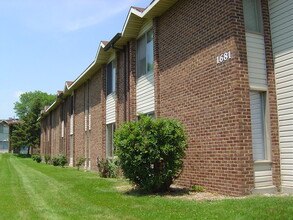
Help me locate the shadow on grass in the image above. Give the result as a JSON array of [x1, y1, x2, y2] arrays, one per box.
[[13, 153, 31, 158], [124, 186, 190, 198]]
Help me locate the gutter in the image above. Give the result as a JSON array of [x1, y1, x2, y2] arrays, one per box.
[[104, 33, 122, 51]]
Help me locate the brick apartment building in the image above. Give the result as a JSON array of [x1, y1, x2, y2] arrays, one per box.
[[39, 0, 293, 195]]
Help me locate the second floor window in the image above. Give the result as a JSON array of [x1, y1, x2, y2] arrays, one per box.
[[137, 29, 154, 79], [243, 0, 263, 33], [106, 60, 116, 96]]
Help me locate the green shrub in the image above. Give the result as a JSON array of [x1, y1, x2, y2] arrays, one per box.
[[51, 155, 67, 167], [97, 158, 118, 178], [58, 154, 67, 168], [32, 155, 42, 163], [52, 157, 60, 166], [76, 157, 86, 171], [44, 154, 51, 164], [114, 115, 187, 192]]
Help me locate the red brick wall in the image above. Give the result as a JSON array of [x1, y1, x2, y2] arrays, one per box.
[[154, 0, 256, 195], [65, 97, 71, 161], [89, 68, 106, 170], [51, 106, 61, 157], [260, 0, 280, 188], [116, 51, 125, 126], [40, 120, 46, 155], [74, 85, 85, 165], [150, 0, 280, 195], [129, 40, 137, 122]]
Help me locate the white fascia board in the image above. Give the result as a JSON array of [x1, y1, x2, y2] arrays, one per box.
[[121, 8, 143, 36], [121, 0, 162, 37], [68, 61, 95, 91], [141, 0, 160, 17], [68, 42, 106, 91], [94, 42, 106, 62], [43, 100, 57, 116]]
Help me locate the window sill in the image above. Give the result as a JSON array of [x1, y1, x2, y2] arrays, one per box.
[[245, 30, 264, 36], [254, 160, 272, 165]]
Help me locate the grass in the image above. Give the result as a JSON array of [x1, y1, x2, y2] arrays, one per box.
[[0, 154, 293, 220]]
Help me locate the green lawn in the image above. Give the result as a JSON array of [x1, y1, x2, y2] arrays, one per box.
[[0, 154, 292, 220]]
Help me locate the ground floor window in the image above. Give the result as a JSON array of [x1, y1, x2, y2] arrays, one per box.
[[137, 112, 155, 121], [106, 123, 115, 158], [250, 91, 267, 161], [0, 141, 8, 150]]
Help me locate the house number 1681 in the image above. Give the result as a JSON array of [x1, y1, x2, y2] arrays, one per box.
[[217, 51, 231, 64]]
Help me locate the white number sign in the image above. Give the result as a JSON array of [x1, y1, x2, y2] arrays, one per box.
[[217, 51, 231, 64]]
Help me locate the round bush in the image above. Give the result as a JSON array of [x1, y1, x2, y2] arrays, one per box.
[[114, 115, 187, 192], [52, 157, 60, 166], [58, 154, 67, 168], [32, 155, 42, 163]]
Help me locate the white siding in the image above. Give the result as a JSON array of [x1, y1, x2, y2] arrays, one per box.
[[106, 93, 116, 124], [246, 32, 268, 88], [88, 114, 91, 130], [84, 115, 88, 131], [61, 120, 64, 138], [254, 164, 273, 188], [269, 0, 293, 188], [70, 115, 74, 135], [137, 72, 155, 114]]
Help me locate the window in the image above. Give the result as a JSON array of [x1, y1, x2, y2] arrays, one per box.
[[106, 123, 115, 158], [137, 112, 155, 121], [243, 0, 263, 33], [0, 125, 7, 133], [106, 60, 116, 96], [250, 91, 267, 160], [70, 95, 74, 115], [0, 141, 8, 150], [137, 29, 154, 78]]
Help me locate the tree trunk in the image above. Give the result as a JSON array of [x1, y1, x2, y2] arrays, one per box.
[[27, 146, 31, 155]]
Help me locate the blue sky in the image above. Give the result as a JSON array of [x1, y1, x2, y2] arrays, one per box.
[[0, 0, 151, 119]]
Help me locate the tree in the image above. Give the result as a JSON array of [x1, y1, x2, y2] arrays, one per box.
[[14, 91, 55, 120], [11, 91, 55, 154]]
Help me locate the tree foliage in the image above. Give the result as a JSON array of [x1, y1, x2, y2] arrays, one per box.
[[114, 115, 188, 192], [14, 91, 55, 120], [11, 91, 55, 154]]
